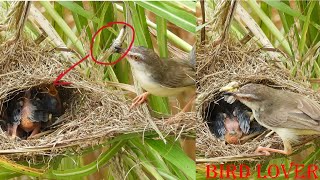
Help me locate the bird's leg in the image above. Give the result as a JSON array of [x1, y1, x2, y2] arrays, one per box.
[[7, 124, 13, 136], [27, 124, 41, 139], [180, 94, 196, 113], [255, 140, 292, 156], [10, 124, 19, 139], [130, 92, 150, 108], [165, 94, 196, 124]]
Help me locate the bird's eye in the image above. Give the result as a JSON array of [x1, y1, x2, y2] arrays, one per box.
[[133, 56, 139, 61]]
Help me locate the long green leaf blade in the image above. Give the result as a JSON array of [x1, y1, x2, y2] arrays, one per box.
[[136, 1, 196, 33]]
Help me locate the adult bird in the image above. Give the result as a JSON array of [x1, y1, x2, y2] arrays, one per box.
[[115, 46, 196, 160], [225, 83, 320, 155], [115, 46, 195, 113]]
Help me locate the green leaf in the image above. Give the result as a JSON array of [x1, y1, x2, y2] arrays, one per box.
[[127, 2, 149, 47], [46, 140, 125, 179], [0, 157, 44, 177], [263, 0, 320, 31], [72, 2, 92, 39], [247, 0, 292, 56], [136, 4, 153, 48], [136, 1, 196, 33], [54, 2, 65, 41], [298, 1, 316, 55], [156, 16, 168, 58], [115, 4, 192, 51], [129, 139, 172, 174], [0, 171, 21, 179], [57, 1, 99, 23], [146, 139, 195, 180], [40, 1, 86, 56]]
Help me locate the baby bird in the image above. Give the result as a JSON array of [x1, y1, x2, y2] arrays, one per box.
[[206, 98, 265, 144], [18, 89, 49, 139], [223, 113, 243, 144], [7, 84, 62, 139], [38, 84, 63, 117]]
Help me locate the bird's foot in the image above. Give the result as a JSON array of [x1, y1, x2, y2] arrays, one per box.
[[254, 146, 290, 156], [8, 124, 19, 140], [9, 135, 21, 141], [27, 126, 41, 140], [254, 146, 271, 156], [130, 92, 149, 108], [6, 125, 13, 136]]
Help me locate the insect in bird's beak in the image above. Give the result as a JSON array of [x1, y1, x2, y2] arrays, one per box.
[[219, 81, 240, 92]]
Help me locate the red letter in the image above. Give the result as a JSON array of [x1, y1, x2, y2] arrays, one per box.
[[257, 164, 267, 178], [268, 164, 280, 178], [220, 164, 224, 178], [206, 164, 218, 178], [239, 164, 250, 178], [281, 163, 293, 178], [294, 164, 305, 179], [226, 164, 237, 179], [308, 164, 318, 179]]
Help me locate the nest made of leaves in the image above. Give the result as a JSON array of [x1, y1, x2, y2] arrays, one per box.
[[0, 38, 196, 162], [195, 39, 320, 162]]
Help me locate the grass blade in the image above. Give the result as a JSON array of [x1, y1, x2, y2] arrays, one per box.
[[136, 1, 196, 33]]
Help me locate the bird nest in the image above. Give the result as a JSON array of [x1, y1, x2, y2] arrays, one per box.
[[0, 38, 196, 162], [196, 39, 320, 162]]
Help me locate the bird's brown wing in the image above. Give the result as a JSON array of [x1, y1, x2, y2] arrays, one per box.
[[265, 97, 320, 131], [262, 110, 319, 131], [296, 96, 320, 120], [158, 58, 195, 88]]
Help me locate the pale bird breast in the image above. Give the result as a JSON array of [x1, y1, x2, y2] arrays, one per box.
[[133, 69, 188, 97], [273, 128, 299, 143]]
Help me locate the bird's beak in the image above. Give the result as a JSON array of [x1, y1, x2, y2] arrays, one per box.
[[223, 92, 250, 99], [222, 92, 236, 96], [226, 92, 259, 101], [114, 47, 134, 59], [114, 46, 125, 54]]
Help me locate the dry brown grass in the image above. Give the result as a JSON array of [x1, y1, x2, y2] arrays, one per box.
[[0, 38, 196, 163]]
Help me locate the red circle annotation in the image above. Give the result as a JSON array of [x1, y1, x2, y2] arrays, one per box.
[[53, 22, 135, 86]]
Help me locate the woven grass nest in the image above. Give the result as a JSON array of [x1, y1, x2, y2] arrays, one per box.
[[0, 38, 196, 162], [196, 39, 320, 162]]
